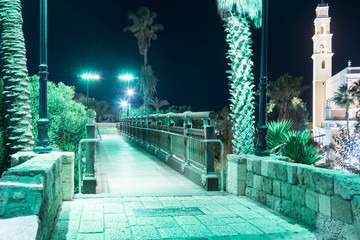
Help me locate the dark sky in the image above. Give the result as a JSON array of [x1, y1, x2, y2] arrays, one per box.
[[20, 0, 360, 113]]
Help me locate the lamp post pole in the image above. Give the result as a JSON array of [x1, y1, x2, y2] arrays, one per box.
[[33, 0, 52, 153], [86, 78, 89, 109], [255, 0, 270, 156]]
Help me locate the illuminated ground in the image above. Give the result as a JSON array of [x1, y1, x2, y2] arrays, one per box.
[[51, 132, 317, 239]]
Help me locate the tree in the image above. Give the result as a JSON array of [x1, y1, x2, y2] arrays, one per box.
[[124, 7, 163, 109], [149, 97, 169, 112], [217, 0, 261, 155], [268, 74, 309, 130], [333, 84, 355, 145], [0, 0, 34, 164], [350, 80, 360, 115]]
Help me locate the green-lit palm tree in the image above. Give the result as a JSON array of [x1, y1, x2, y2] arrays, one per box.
[[0, 0, 34, 163], [149, 97, 169, 112], [217, 0, 261, 154], [124, 7, 163, 109], [333, 84, 355, 145], [268, 74, 309, 130]]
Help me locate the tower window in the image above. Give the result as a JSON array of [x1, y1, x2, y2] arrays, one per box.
[[321, 26, 325, 34], [320, 43, 326, 53], [322, 60, 326, 69]]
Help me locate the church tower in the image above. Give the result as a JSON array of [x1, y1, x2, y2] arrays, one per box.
[[312, 2, 333, 130]]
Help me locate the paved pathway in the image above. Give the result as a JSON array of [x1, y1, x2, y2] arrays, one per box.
[[51, 132, 318, 239]]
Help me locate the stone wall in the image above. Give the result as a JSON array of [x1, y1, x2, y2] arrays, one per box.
[[227, 154, 360, 240], [0, 152, 74, 240]]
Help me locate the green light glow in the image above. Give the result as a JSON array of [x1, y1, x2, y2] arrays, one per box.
[[81, 73, 100, 80], [119, 74, 137, 81]]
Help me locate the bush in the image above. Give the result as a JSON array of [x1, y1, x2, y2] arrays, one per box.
[[268, 120, 321, 165], [29, 75, 87, 192]]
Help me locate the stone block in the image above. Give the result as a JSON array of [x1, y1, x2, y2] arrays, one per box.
[[275, 162, 287, 182], [305, 190, 319, 212], [227, 157, 247, 196], [253, 175, 263, 191], [247, 158, 253, 172], [287, 165, 298, 185], [246, 172, 253, 187], [252, 159, 262, 175], [292, 186, 305, 207], [83, 177, 97, 194], [297, 165, 313, 188], [333, 174, 360, 200], [245, 187, 252, 198], [281, 182, 292, 201], [281, 199, 302, 221], [273, 180, 281, 197], [266, 195, 281, 212], [10, 151, 38, 168], [331, 196, 353, 224], [302, 207, 317, 227], [268, 161, 277, 179], [251, 188, 259, 201], [351, 196, 360, 225], [261, 160, 269, 177], [258, 190, 267, 205], [262, 177, 273, 194], [319, 194, 331, 217], [310, 169, 334, 195]]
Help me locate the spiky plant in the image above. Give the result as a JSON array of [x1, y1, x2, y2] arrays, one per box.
[[0, 0, 34, 161], [224, 15, 255, 154], [149, 97, 169, 112]]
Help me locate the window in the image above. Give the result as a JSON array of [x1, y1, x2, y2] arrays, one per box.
[[320, 43, 326, 53], [322, 60, 326, 69], [321, 26, 325, 34]]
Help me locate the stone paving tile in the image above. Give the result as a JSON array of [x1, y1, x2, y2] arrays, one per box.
[[196, 215, 227, 226], [207, 225, 239, 236], [105, 220, 129, 229], [127, 216, 153, 226], [131, 225, 160, 240], [150, 216, 179, 228], [220, 216, 247, 224], [181, 224, 214, 238], [104, 213, 127, 222], [248, 219, 287, 234], [78, 220, 104, 233], [174, 215, 202, 225], [157, 227, 188, 239], [142, 200, 164, 209], [104, 203, 125, 214], [81, 210, 103, 221], [229, 222, 264, 235], [105, 228, 132, 240], [76, 233, 104, 240]]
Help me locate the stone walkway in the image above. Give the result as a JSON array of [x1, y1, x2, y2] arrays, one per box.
[[51, 194, 317, 240]]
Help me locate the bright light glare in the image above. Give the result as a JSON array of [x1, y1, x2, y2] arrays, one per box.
[[127, 88, 134, 96], [81, 74, 100, 80], [119, 74, 136, 81], [120, 100, 128, 108]]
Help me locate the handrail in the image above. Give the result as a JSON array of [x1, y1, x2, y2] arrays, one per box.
[[120, 111, 217, 121], [120, 124, 225, 191], [77, 124, 102, 194]]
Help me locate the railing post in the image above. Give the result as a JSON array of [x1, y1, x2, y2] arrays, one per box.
[[83, 109, 97, 194], [204, 120, 215, 174], [183, 122, 192, 164]]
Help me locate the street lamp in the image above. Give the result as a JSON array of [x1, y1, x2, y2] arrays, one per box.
[[81, 73, 100, 109], [126, 88, 135, 116], [118, 74, 138, 81], [34, 0, 51, 153], [255, 0, 270, 156]]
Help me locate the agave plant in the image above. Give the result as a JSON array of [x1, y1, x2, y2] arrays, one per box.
[[267, 119, 293, 154]]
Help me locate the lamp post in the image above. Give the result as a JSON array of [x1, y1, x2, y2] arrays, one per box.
[[255, 0, 270, 156], [126, 88, 134, 116], [81, 74, 100, 109], [118, 74, 138, 82], [33, 0, 51, 153]]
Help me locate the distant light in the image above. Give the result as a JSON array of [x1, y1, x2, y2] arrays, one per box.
[[127, 88, 134, 96], [120, 100, 128, 108], [118, 74, 137, 81], [81, 73, 100, 80]]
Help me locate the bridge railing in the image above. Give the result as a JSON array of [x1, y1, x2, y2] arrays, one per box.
[[119, 111, 224, 191]]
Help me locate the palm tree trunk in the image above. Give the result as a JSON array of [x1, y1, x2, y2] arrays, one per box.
[[346, 108, 350, 146], [0, 0, 34, 161], [144, 49, 148, 66]]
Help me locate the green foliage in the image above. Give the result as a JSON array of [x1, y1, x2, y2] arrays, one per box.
[[75, 95, 119, 122], [225, 15, 255, 154], [267, 120, 292, 153], [268, 120, 321, 165], [29, 75, 87, 192], [149, 97, 169, 112]]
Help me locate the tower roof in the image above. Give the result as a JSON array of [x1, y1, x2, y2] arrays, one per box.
[[318, 1, 328, 7]]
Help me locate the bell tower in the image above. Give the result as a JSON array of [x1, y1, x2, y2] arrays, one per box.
[[312, 1, 333, 130]]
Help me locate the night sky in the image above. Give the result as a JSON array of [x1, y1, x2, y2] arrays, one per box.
[[20, 0, 360, 114]]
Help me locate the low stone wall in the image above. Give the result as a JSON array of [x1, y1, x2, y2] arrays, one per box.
[[227, 154, 360, 240], [0, 152, 74, 240]]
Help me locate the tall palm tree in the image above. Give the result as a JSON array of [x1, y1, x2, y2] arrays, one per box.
[[149, 97, 169, 112], [217, 0, 261, 154], [124, 7, 163, 109], [350, 81, 360, 105], [333, 84, 355, 145], [268, 74, 309, 130], [0, 0, 34, 162]]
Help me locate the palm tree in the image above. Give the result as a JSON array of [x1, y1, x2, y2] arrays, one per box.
[[149, 97, 169, 112], [0, 0, 34, 163], [124, 7, 163, 109], [350, 81, 360, 105], [333, 84, 355, 145], [267, 74, 309, 130], [217, 0, 261, 155]]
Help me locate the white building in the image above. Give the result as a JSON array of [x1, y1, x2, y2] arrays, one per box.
[[312, 2, 360, 145]]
